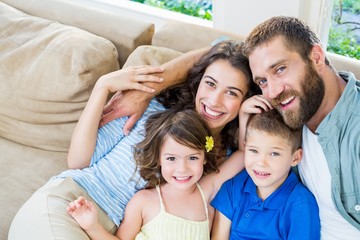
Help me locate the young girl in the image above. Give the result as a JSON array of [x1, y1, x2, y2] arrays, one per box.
[[67, 108, 244, 240]]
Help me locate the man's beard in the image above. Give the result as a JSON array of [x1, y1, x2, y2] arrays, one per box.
[[272, 63, 325, 129]]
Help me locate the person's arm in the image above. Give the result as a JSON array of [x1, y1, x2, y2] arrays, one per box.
[[238, 95, 272, 151], [115, 190, 148, 240], [99, 47, 210, 134], [200, 150, 244, 202], [67, 196, 120, 240], [211, 210, 231, 240], [67, 66, 163, 169]]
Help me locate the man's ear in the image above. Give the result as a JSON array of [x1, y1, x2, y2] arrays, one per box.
[[291, 148, 303, 167], [310, 44, 326, 70]]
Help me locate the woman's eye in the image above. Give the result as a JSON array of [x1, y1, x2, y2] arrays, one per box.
[[227, 90, 237, 97], [189, 156, 199, 161], [206, 81, 215, 87]]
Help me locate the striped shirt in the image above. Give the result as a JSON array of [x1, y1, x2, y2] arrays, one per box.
[[53, 99, 165, 226]]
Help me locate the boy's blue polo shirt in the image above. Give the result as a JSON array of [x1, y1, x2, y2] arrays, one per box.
[[211, 170, 320, 239]]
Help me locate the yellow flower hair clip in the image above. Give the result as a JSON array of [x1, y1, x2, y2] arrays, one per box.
[[205, 136, 214, 152]]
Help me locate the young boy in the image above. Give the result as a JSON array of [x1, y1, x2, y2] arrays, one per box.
[[211, 109, 320, 239]]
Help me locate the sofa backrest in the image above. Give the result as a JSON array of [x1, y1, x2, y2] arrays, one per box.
[[153, 20, 360, 79], [0, 2, 119, 151], [2, 0, 155, 67]]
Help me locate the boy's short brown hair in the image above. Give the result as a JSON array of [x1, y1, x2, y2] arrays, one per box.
[[245, 109, 302, 152]]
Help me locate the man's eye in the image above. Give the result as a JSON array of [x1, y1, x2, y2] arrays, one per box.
[[276, 66, 286, 73], [258, 79, 267, 86]]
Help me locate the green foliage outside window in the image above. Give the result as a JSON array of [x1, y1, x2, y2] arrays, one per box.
[[131, 0, 212, 20], [327, 28, 360, 59], [132, 0, 359, 60], [327, 0, 360, 59]]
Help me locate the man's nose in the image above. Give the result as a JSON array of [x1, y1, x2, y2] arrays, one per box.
[[266, 79, 284, 100]]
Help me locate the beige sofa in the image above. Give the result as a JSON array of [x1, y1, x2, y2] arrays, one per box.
[[1, 0, 359, 239]]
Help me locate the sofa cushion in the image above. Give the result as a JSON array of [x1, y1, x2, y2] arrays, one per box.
[[152, 20, 246, 53], [123, 45, 183, 68], [0, 2, 119, 152], [2, 0, 155, 67]]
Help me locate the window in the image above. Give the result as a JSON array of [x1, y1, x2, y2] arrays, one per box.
[[327, 0, 360, 59], [127, 0, 359, 60], [130, 0, 212, 20]]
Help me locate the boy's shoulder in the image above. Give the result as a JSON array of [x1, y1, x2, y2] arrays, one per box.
[[222, 170, 250, 191], [287, 180, 317, 206]]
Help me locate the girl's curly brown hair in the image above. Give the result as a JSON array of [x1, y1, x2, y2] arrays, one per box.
[[133, 108, 218, 189]]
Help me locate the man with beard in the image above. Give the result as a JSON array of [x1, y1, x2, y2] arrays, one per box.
[[242, 16, 360, 239]]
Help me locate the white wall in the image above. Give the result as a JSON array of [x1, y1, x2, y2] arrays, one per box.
[[213, 0, 302, 36], [213, 0, 333, 45]]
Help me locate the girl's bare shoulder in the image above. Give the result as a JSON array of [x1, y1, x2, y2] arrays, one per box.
[[131, 187, 159, 204], [132, 187, 161, 224]]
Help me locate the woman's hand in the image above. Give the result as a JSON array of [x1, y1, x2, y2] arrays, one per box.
[[96, 65, 164, 94], [97, 66, 164, 134], [67, 66, 163, 169]]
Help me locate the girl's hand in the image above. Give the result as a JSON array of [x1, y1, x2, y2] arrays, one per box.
[[96, 65, 164, 94], [240, 95, 272, 116], [67, 196, 98, 231]]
